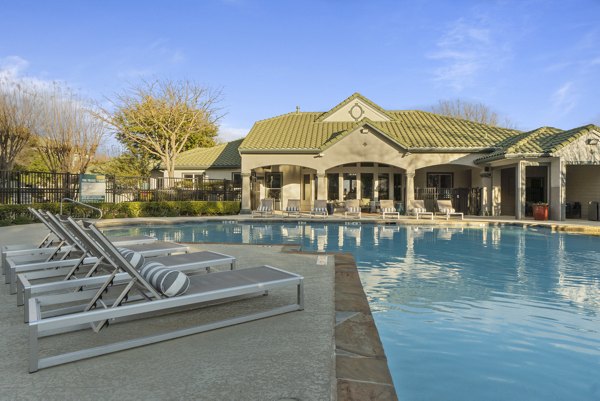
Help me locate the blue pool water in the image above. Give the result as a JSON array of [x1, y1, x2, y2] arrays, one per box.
[[107, 222, 600, 401]]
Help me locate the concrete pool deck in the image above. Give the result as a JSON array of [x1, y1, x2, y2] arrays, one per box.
[[0, 224, 340, 400]]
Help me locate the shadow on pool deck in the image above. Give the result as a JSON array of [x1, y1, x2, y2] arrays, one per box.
[[0, 224, 339, 400]]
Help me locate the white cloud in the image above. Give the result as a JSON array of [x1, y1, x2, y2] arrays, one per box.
[[0, 55, 29, 81], [428, 18, 511, 91], [551, 81, 577, 116], [0, 55, 59, 90], [218, 124, 248, 142]]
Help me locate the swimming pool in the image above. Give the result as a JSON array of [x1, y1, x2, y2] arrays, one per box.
[[107, 222, 600, 401]]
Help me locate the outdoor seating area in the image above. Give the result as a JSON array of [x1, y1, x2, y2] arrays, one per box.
[[249, 197, 472, 221], [1, 209, 304, 373]]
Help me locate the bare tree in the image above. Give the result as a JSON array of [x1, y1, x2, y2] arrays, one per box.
[[431, 99, 517, 129], [0, 82, 37, 170], [99, 79, 222, 179], [36, 84, 106, 173]]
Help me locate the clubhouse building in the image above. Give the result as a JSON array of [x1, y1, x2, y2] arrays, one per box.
[[163, 93, 600, 220]]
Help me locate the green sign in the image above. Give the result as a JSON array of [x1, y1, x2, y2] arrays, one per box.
[[80, 174, 106, 202]]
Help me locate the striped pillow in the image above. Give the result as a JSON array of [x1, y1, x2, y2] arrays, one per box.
[[348, 207, 360, 213], [139, 261, 190, 297], [117, 247, 145, 270], [382, 207, 396, 213]]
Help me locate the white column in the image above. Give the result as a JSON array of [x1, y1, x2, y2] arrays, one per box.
[[338, 174, 344, 201], [389, 173, 394, 200], [550, 158, 565, 220], [516, 161, 526, 220], [491, 168, 502, 216], [241, 172, 251, 214], [480, 171, 492, 216], [405, 171, 415, 210], [317, 172, 327, 200]]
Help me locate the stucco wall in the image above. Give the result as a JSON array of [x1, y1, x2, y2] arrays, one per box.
[[566, 165, 600, 219], [241, 126, 481, 173]]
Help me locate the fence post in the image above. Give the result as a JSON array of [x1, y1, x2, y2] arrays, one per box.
[[16, 172, 21, 204]]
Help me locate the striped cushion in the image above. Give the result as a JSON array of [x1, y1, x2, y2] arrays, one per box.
[[117, 247, 145, 270], [348, 207, 360, 213], [314, 207, 327, 213], [382, 207, 396, 213], [287, 206, 299, 212], [139, 261, 190, 297], [440, 207, 455, 213], [414, 207, 427, 213]]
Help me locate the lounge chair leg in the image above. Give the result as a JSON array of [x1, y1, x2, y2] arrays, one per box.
[[298, 281, 304, 310], [29, 324, 39, 373]]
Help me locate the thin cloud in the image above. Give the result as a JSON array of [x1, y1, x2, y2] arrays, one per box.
[[218, 124, 248, 142], [428, 18, 511, 91], [0, 55, 58, 90], [551, 82, 577, 117]]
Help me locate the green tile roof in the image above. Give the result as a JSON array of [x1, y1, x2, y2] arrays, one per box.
[[170, 138, 243, 169], [474, 124, 600, 163], [168, 93, 599, 170], [239, 109, 520, 153]]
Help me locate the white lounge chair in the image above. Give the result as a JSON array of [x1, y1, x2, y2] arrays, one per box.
[[252, 199, 274, 218], [436, 199, 463, 220], [408, 200, 433, 220], [284, 199, 301, 217], [19, 216, 236, 322], [309, 200, 328, 218], [379, 200, 399, 220], [27, 220, 304, 373], [5, 211, 189, 294], [2, 208, 156, 279], [344, 199, 361, 219]]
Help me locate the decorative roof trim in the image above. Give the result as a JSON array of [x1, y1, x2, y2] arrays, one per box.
[[315, 92, 392, 122], [238, 148, 321, 154]]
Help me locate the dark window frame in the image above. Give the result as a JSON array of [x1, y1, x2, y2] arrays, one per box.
[[426, 172, 454, 189]]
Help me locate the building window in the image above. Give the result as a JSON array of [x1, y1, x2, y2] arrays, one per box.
[[327, 173, 339, 201], [361, 162, 374, 167], [231, 172, 242, 188], [378, 174, 389, 199], [361, 173, 373, 200], [265, 172, 282, 200], [427, 173, 453, 189], [182, 173, 204, 187], [343, 173, 357, 200], [393, 174, 403, 201]]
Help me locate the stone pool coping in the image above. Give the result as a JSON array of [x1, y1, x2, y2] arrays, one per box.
[[96, 214, 600, 236]]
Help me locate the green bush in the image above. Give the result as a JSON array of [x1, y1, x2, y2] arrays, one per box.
[[0, 201, 241, 225]]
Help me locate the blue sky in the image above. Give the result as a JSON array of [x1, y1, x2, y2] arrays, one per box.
[[1, 0, 599, 144]]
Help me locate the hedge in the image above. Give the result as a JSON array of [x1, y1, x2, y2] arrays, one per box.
[[0, 201, 241, 226]]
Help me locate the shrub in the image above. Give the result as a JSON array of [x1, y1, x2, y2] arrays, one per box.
[[0, 201, 241, 225]]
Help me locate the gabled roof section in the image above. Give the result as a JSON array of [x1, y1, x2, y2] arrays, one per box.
[[239, 100, 519, 154], [319, 119, 410, 151], [474, 124, 600, 163], [316, 92, 391, 122], [170, 139, 243, 169]]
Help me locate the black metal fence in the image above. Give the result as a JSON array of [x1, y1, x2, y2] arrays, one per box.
[[415, 187, 482, 215], [0, 170, 242, 205]]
